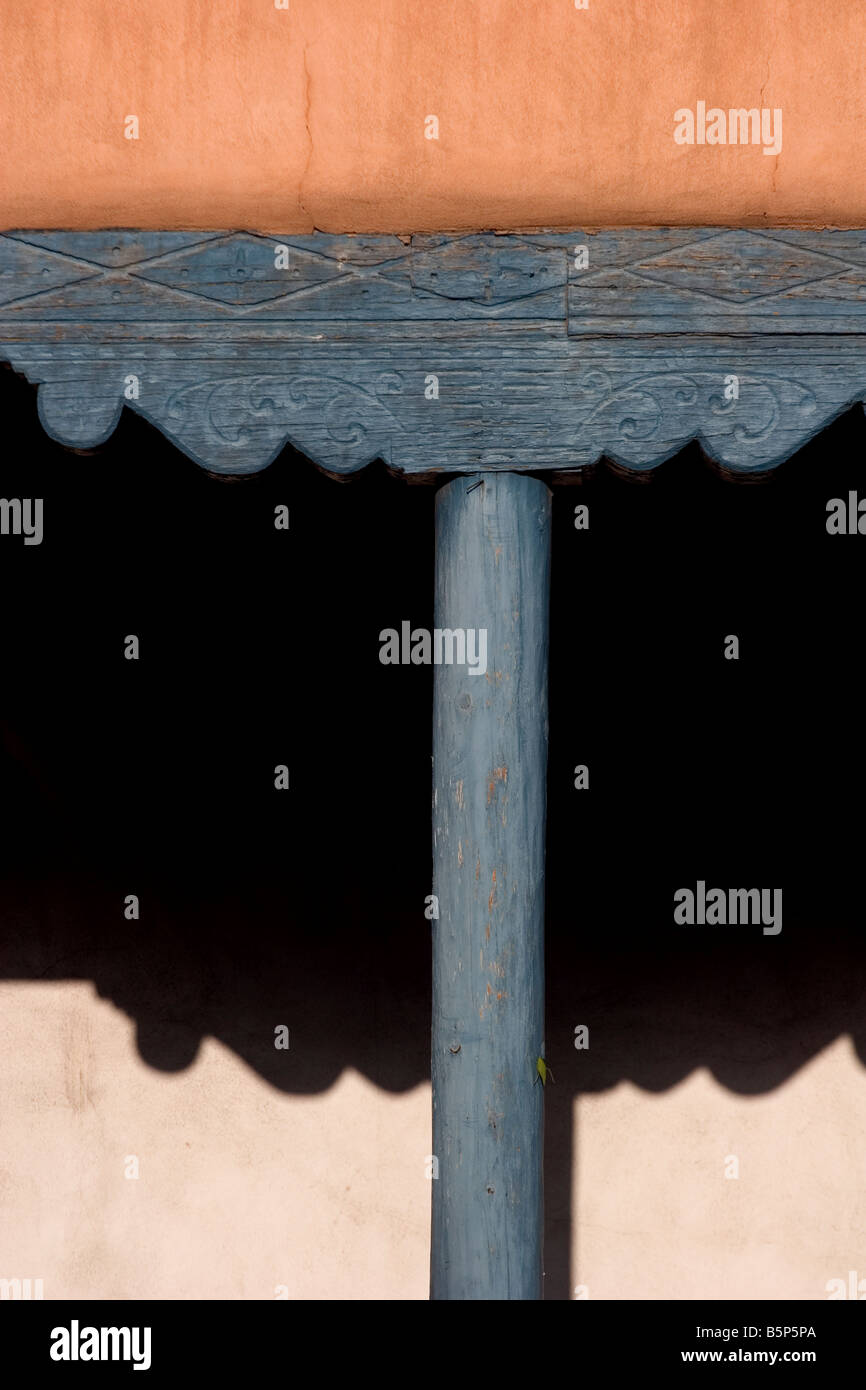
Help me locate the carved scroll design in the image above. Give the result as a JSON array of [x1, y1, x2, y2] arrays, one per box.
[[165, 372, 406, 448], [569, 368, 821, 466]]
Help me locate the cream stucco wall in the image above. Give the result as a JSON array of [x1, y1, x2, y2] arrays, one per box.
[[2, 985, 862, 1299], [0, 984, 431, 1301]]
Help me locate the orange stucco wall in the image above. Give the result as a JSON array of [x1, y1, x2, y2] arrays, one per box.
[[2, 0, 864, 233]]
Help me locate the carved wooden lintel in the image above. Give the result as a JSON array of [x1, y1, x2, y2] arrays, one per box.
[[2, 228, 866, 475]]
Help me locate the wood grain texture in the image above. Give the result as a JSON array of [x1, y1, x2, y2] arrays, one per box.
[[2, 229, 866, 475], [431, 474, 550, 1301]]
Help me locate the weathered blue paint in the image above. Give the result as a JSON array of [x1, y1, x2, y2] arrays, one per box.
[[3, 229, 866, 476], [431, 473, 551, 1301]]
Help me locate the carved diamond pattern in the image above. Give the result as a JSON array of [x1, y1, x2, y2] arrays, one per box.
[[131, 233, 347, 307], [0, 236, 99, 307], [628, 231, 846, 303]]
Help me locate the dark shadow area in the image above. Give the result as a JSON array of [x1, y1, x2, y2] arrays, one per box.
[[1, 364, 865, 1299], [0, 364, 435, 1093], [543, 409, 866, 1297]]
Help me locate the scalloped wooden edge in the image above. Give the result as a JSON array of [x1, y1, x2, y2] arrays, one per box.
[[2, 228, 866, 475]]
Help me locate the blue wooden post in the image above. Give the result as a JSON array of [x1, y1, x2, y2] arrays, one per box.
[[431, 472, 551, 1301]]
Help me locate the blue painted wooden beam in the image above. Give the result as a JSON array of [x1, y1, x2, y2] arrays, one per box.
[[3, 229, 866, 476], [431, 473, 551, 1300]]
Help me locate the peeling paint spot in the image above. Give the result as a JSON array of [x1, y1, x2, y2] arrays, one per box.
[[487, 765, 507, 803], [457, 840, 463, 866], [456, 779, 464, 810], [488, 868, 497, 911]]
